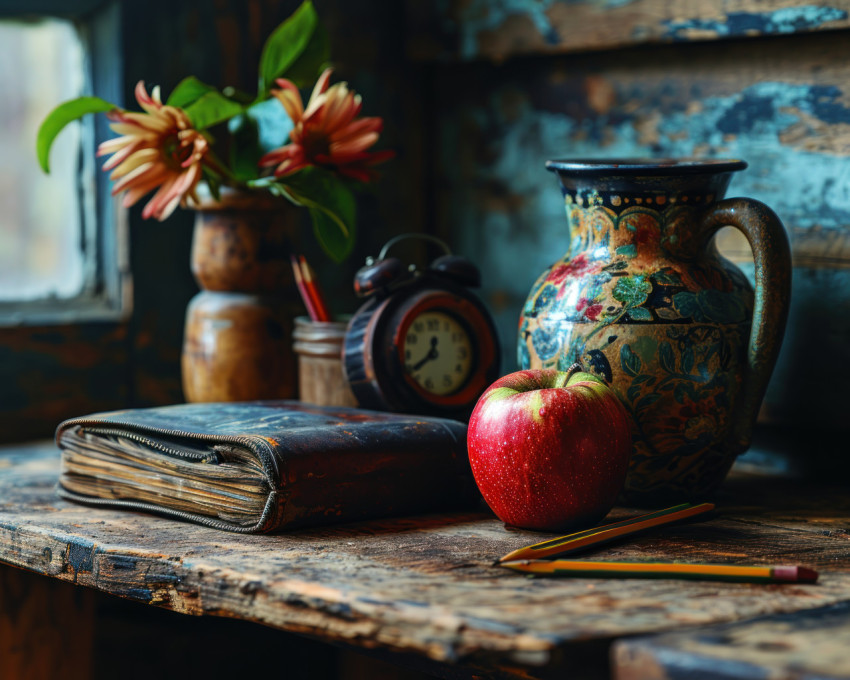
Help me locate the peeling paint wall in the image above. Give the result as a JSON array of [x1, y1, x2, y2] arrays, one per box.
[[429, 25, 850, 427], [409, 0, 850, 61]]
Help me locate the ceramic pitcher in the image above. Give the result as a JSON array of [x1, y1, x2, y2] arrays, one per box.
[[518, 159, 791, 504]]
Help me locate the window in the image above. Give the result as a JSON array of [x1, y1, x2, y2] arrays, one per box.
[[0, 1, 128, 325]]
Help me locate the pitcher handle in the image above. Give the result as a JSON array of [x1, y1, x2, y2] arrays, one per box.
[[698, 198, 791, 453]]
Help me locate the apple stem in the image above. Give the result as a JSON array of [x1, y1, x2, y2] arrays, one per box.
[[565, 362, 584, 381]]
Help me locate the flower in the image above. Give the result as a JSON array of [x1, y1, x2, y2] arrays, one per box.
[[546, 253, 598, 287], [38, 2, 393, 261], [260, 68, 393, 182], [96, 81, 209, 221], [576, 297, 603, 321]]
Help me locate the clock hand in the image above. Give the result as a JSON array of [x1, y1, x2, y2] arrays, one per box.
[[412, 337, 439, 370]]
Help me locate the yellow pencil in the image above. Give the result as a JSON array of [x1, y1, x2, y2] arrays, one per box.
[[496, 502, 715, 565], [500, 559, 819, 584]]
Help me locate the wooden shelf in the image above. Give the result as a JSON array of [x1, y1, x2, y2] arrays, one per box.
[[1, 441, 849, 678]]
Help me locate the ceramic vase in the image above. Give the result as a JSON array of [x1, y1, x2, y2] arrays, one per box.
[[519, 159, 791, 503], [181, 190, 301, 402]]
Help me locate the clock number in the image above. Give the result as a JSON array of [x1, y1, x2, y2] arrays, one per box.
[[401, 310, 477, 397]]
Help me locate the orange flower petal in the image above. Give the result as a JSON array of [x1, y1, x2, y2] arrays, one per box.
[[98, 82, 207, 220], [259, 144, 301, 167], [272, 79, 305, 122], [99, 140, 144, 171], [329, 132, 379, 158], [329, 116, 383, 143], [111, 161, 161, 193], [143, 172, 185, 221], [134, 81, 164, 113], [309, 68, 333, 103], [109, 148, 161, 178], [273, 159, 309, 177], [257, 68, 390, 183]]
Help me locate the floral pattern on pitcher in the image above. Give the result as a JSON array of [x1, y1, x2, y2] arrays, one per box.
[[519, 197, 757, 503]]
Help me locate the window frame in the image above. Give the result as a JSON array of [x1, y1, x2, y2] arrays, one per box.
[[0, 0, 130, 326]]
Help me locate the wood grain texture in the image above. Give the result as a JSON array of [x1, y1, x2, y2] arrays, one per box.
[[613, 601, 850, 680], [407, 0, 850, 62], [1, 442, 850, 678], [0, 564, 94, 680]]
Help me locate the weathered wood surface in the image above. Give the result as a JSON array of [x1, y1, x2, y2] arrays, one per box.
[[433, 30, 850, 430], [614, 601, 850, 680], [407, 0, 850, 62], [1, 443, 850, 678]]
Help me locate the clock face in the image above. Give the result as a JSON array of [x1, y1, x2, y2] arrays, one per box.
[[402, 310, 473, 396]]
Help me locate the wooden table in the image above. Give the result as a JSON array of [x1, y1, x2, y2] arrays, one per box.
[[2, 441, 850, 679]]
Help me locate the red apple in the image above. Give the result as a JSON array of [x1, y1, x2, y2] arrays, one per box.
[[467, 368, 632, 532]]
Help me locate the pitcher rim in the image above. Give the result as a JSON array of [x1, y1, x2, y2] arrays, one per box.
[[546, 158, 747, 176]]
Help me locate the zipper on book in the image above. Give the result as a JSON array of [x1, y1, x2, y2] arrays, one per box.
[[58, 417, 278, 478], [85, 427, 220, 463], [56, 415, 284, 529]]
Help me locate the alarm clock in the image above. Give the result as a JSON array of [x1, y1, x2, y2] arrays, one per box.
[[343, 234, 500, 419]]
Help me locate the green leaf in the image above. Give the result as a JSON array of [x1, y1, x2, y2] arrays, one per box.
[[258, 1, 319, 97], [635, 392, 661, 412], [37, 96, 115, 173], [308, 203, 356, 263], [627, 384, 643, 403], [620, 344, 641, 377], [672, 289, 746, 324], [228, 114, 262, 181], [682, 347, 695, 374], [281, 167, 356, 262], [603, 259, 628, 271], [282, 23, 330, 89], [227, 98, 293, 182], [672, 291, 702, 320], [202, 167, 223, 202], [166, 76, 217, 108], [629, 307, 652, 321], [612, 275, 652, 308], [659, 341, 676, 374], [184, 91, 244, 130], [652, 269, 683, 286], [221, 86, 257, 105]]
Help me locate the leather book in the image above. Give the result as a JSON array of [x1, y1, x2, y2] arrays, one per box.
[[56, 401, 477, 533]]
